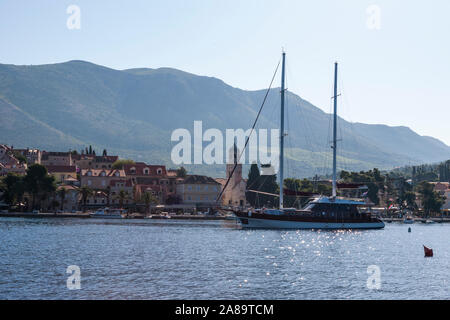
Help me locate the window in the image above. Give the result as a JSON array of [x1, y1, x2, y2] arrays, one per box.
[[188, 185, 192, 191], [144, 168, 149, 175], [204, 185, 208, 191], [87, 171, 92, 176], [100, 171, 106, 177], [87, 180, 92, 186], [101, 180, 106, 186], [157, 168, 162, 175], [130, 167, 136, 174]]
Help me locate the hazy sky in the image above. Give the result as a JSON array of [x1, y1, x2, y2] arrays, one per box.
[[1, 0, 449, 145]]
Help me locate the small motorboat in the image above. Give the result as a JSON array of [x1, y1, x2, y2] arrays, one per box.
[[425, 219, 435, 224], [403, 217, 414, 224], [91, 208, 125, 219]]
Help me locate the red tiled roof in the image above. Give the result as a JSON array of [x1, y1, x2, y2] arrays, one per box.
[[123, 162, 167, 176], [182, 175, 221, 185], [81, 169, 125, 177]]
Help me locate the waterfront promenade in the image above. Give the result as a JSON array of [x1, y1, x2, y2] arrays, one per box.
[[0, 211, 233, 220]]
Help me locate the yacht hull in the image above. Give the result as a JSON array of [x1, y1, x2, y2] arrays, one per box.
[[235, 216, 385, 230]]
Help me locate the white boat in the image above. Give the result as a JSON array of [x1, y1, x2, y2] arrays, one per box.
[[91, 208, 125, 219]]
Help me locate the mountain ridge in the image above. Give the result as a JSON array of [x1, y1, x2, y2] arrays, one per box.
[[0, 60, 448, 177]]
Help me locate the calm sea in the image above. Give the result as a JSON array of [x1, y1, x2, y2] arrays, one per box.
[[0, 217, 448, 299]]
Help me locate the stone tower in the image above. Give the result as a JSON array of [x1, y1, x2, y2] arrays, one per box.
[[223, 143, 246, 206]]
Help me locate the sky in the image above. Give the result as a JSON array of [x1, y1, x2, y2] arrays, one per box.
[[0, 0, 449, 145]]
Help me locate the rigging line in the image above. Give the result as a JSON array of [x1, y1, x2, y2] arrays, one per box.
[[284, 60, 316, 180], [216, 59, 281, 203]]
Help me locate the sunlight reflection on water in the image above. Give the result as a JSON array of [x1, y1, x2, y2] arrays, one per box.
[[0, 217, 449, 299]]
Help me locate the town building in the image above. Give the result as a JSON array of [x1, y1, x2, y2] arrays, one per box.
[[80, 169, 126, 189], [92, 155, 119, 169], [72, 154, 95, 169], [46, 165, 77, 184], [0, 144, 27, 176], [41, 151, 73, 166], [109, 179, 134, 206], [13, 148, 42, 164], [431, 182, 450, 212], [176, 175, 221, 206], [85, 190, 108, 208], [54, 185, 79, 212], [123, 162, 171, 202]]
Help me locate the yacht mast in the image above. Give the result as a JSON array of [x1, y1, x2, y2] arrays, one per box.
[[279, 52, 286, 208], [332, 62, 338, 198]]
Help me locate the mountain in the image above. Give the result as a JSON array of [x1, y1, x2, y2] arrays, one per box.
[[0, 60, 449, 177]]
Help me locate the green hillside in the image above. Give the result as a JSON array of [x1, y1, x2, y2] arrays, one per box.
[[0, 60, 449, 177]]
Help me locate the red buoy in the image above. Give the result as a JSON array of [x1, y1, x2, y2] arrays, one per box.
[[423, 245, 433, 257]]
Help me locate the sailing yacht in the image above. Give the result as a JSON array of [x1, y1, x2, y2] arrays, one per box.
[[233, 52, 385, 229]]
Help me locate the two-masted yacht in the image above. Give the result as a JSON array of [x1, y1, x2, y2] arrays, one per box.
[[232, 52, 385, 229]]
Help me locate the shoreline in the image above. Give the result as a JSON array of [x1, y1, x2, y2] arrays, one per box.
[[0, 212, 233, 220], [1, 212, 449, 223]]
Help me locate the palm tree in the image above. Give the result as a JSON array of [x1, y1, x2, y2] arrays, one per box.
[[79, 186, 93, 212], [115, 190, 129, 209], [57, 187, 66, 211], [115, 190, 130, 218], [105, 186, 111, 207], [141, 192, 158, 215]]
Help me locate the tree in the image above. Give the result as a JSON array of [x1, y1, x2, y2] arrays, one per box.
[[176, 166, 187, 178], [102, 149, 107, 156], [283, 178, 316, 208], [57, 187, 66, 211], [12, 151, 27, 164], [340, 169, 382, 205], [417, 181, 444, 217], [116, 190, 129, 208], [1, 173, 25, 208], [105, 186, 111, 206], [24, 164, 56, 210], [404, 191, 417, 210], [112, 159, 135, 170], [246, 163, 260, 207], [79, 186, 93, 212], [141, 192, 158, 214], [257, 174, 279, 208]]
